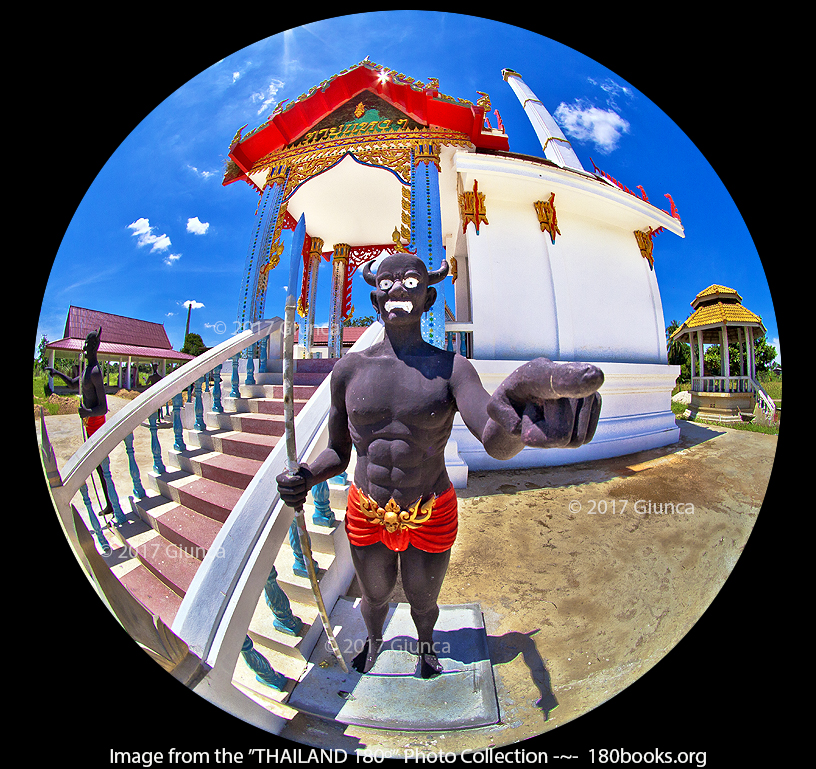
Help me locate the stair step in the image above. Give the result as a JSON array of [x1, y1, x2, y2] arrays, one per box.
[[274, 542, 336, 605], [192, 429, 280, 461], [247, 591, 320, 662], [187, 451, 264, 490], [157, 471, 243, 523], [220, 397, 308, 416], [300, 503, 346, 554], [136, 494, 223, 556], [229, 412, 286, 436], [270, 384, 319, 399], [116, 561, 184, 624], [250, 399, 307, 416], [116, 526, 202, 597]]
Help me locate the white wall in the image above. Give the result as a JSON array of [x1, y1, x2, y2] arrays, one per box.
[[454, 152, 682, 366]]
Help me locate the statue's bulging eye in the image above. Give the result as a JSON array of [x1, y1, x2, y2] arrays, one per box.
[[404, 277, 419, 289], [378, 279, 393, 290]]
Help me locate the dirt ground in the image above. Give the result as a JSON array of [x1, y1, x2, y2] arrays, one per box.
[[283, 419, 778, 754], [35, 403, 779, 756]]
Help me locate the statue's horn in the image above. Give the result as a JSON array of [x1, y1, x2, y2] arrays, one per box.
[[362, 259, 378, 286], [427, 259, 449, 285]]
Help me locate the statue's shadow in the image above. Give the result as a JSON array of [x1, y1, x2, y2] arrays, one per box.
[[486, 628, 558, 719], [381, 624, 558, 720]]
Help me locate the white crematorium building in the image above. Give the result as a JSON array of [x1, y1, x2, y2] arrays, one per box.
[[222, 60, 685, 483]]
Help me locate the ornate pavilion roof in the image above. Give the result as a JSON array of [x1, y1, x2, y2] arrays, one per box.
[[670, 286, 765, 341], [690, 284, 743, 309]]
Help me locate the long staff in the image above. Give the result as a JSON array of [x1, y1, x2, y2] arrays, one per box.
[[283, 214, 348, 673]]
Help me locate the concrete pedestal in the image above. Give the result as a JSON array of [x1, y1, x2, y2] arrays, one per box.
[[287, 598, 499, 731]]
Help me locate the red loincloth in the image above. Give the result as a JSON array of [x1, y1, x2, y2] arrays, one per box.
[[345, 483, 458, 553], [83, 415, 106, 437]]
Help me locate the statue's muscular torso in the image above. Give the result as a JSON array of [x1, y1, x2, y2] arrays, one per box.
[[334, 344, 459, 508]]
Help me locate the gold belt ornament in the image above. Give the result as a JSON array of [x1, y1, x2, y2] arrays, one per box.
[[357, 489, 433, 534]]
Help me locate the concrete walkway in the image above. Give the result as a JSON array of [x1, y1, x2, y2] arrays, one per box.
[[35, 405, 778, 753]]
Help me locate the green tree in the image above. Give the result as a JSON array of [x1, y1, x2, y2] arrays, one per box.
[[181, 332, 208, 356], [35, 334, 49, 373], [702, 335, 777, 376], [343, 314, 375, 328], [666, 321, 690, 382]]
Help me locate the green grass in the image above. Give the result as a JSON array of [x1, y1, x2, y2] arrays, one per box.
[[33, 372, 78, 416]]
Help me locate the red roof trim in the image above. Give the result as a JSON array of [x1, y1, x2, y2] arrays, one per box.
[[227, 61, 508, 184]]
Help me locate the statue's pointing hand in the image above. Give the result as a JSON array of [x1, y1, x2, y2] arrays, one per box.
[[487, 358, 603, 449]]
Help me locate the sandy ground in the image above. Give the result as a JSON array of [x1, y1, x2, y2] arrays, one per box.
[[34, 403, 779, 756]]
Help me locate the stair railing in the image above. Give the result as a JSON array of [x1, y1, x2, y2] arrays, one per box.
[[49, 319, 282, 518], [750, 377, 777, 422], [170, 321, 384, 724]]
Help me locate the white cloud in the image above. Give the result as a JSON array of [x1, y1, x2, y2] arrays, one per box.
[[184, 300, 205, 309], [251, 78, 285, 115], [187, 164, 215, 179], [186, 216, 210, 235], [588, 76, 633, 105], [164, 253, 182, 266], [127, 218, 172, 252], [232, 72, 240, 83], [553, 100, 630, 154]]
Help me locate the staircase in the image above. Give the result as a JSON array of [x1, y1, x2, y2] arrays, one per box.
[[108, 357, 351, 718]]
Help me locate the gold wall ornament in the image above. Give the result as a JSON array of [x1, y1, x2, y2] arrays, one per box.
[[476, 92, 491, 111], [354, 101, 366, 118], [448, 254, 458, 283], [634, 228, 655, 270], [413, 141, 441, 171], [251, 128, 472, 196], [534, 193, 561, 244], [392, 227, 408, 252], [256, 240, 285, 295], [459, 179, 488, 234], [265, 163, 288, 188]]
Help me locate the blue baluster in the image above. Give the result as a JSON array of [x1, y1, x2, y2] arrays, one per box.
[[259, 334, 267, 374], [99, 456, 126, 525], [148, 410, 166, 474], [211, 364, 223, 413], [288, 519, 319, 578], [194, 376, 206, 431], [80, 482, 111, 555], [245, 345, 256, 385], [172, 392, 186, 452], [230, 354, 240, 398], [123, 432, 146, 499], [311, 480, 335, 527], [240, 636, 287, 690], [264, 564, 303, 636]]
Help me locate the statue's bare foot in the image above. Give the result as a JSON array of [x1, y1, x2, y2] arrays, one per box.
[[352, 638, 383, 674], [420, 652, 443, 679]]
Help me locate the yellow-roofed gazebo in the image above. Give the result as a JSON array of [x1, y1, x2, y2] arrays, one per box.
[[670, 285, 775, 422]]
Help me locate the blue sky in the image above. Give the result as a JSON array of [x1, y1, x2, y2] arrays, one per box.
[[35, 11, 779, 366]]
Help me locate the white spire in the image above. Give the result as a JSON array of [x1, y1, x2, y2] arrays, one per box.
[[502, 68, 584, 171]]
